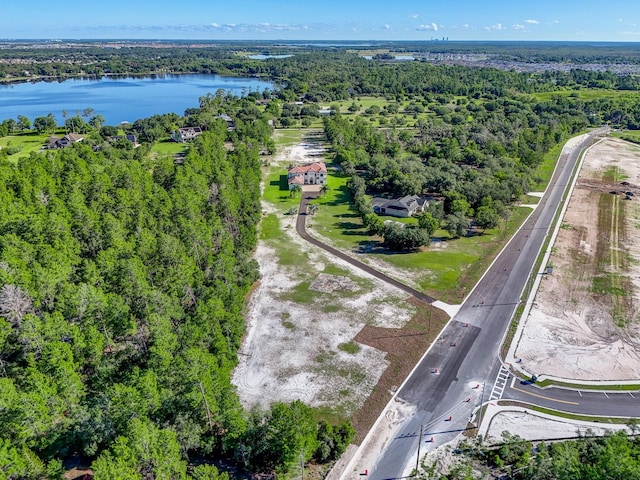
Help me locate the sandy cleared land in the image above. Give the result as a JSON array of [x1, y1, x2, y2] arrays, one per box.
[[484, 408, 631, 444], [516, 136, 640, 381], [232, 138, 419, 413]]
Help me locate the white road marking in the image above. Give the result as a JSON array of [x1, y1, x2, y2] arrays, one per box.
[[489, 365, 511, 401]]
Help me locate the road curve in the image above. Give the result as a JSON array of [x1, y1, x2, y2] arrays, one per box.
[[295, 194, 437, 305]]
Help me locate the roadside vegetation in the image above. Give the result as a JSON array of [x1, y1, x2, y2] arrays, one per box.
[[420, 430, 640, 480]]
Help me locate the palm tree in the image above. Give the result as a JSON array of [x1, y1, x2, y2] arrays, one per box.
[[320, 184, 329, 198], [290, 184, 302, 197], [308, 204, 319, 215]]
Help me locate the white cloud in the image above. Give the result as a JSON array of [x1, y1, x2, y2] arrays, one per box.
[[417, 22, 438, 32], [206, 22, 311, 33], [485, 23, 505, 31], [513, 24, 526, 31], [525, 19, 540, 24], [410, 14, 419, 19], [384, 24, 391, 29]]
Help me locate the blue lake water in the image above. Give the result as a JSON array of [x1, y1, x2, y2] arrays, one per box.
[[0, 74, 274, 126], [247, 54, 293, 60]]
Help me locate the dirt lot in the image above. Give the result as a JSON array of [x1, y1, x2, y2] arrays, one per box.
[[232, 134, 449, 432], [516, 137, 640, 381]]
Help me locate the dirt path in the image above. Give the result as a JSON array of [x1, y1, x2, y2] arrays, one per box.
[[296, 193, 437, 305], [232, 134, 432, 418]]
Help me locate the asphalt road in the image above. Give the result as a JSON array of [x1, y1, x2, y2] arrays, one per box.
[[364, 132, 605, 480], [295, 131, 637, 479], [504, 377, 640, 417]]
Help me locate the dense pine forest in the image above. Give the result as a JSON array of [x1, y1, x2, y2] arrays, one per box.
[[3, 44, 640, 478], [0, 93, 351, 478]]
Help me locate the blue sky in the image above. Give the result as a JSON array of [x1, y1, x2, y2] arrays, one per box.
[[4, 0, 640, 41]]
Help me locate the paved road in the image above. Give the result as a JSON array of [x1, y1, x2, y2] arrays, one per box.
[[295, 131, 637, 479], [296, 195, 437, 304], [504, 377, 640, 417], [334, 130, 636, 480]]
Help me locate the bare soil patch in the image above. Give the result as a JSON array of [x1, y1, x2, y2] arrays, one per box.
[[352, 299, 449, 442], [310, 273, 358, 293], [516, 137, 640, 380], [485, 409, 629, 444], [233, 135, 450, 432]]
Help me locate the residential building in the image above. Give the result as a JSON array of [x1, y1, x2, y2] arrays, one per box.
[[287, 162, 327, 190], [372, 195, 428, 218], [172, 126, 203, 143], [46, 133, 84, 149], [217, 114, 235, 130]]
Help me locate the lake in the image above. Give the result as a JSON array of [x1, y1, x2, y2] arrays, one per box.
[[247, 54, 293, 60], [0, 74, 274, 126]]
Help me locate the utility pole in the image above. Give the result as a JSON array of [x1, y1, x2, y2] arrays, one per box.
[[300, 450, 304, 480], [414, 424, 424, 476]]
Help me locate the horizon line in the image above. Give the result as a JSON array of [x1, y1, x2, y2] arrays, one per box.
[[2, 38, 640, 44]]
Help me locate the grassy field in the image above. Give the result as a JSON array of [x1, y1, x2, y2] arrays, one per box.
[[274, 166, 536, 302], [611, 129, 640, 145], [530, 88, 638, 102], [264, 108, 578, 304], [532, 143, 564, 191], [0, 132, 52, 160], [273, 128, 306, 147], [150, 139, 187, 155]]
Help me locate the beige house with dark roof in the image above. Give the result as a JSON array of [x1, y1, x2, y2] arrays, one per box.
[[287, 162, 327, 190]]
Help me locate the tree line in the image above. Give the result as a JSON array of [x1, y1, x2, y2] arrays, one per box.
[[0, 94, 352, 478], [423, 430, 640, 480]]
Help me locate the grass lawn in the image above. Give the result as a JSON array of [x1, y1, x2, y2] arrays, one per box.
[[520, 194, 541, 204], [0, 132, 52, 161], [615, 129, 640, 138], [532, 143, 564, 191], [273, 128, 306, 147], [151, 139, 187, 155], [262, 168, 302, 210], [306, 174, 364, 250], [530, 88, 637, 102], [301, 168, 534, 302], [531, 129, 592, 191], [611, 129, 640, 145]]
